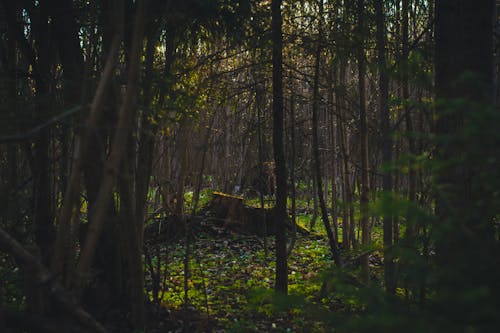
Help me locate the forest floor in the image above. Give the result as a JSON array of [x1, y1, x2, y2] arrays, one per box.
[[144, 215, 383, 332]]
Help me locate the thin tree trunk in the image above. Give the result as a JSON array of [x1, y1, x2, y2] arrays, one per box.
[[223, 105, 231, 192], [402, 0, 417, 240], [118, 139, 144, 328], [32, 3, 54, 269], [135, 25, 159, 251], [375, 0, 395, 293], [312, 0, 341, 266], [288, 93, 297, 257], [310, 168, 318, 230], [271, 0, 288, 294], [357, 0, 370, 283], [193, 113, 216, 214], [52, 3, 84, 271], [337, 62, 351, 249], [329, 67, 339, 244], [256, 81, 268, 257], [393, 139, 400, 244], [180, 120, 192, 312], [52, 37, 120, 282], [75, 2, 145, 290]]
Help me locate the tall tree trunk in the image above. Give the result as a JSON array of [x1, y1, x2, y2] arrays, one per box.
[[223, 105, 231, 192], [434, 4, 495, 247], [135, 23, 159, 251], [434, 0, 494, 324], [25, 3, 53, 314], [288, 93, 297, 257], [174, 121, 190, 217], [271, 0, 288, 294], [50, 0, 84, 285], [312, 0, 341, 265], [53, 37, 120, 284], [32, 1, 54, 269], [79, 2, 124, 312], [435, 0, 493, 215], [402, 0, 417, 240], [337, 62, 351, 249], [357, 0, 370, 283], [256, 80, 268, 256], [158, 28, 176, 214], [328, 69, 339, 244], [393, 138, 400, 244], [75, 0, 145, 291], [375, 0, 395, 294], [118, 136, 144, 328]]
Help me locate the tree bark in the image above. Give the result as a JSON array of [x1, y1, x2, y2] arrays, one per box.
[[312, 0, 341, 266], [31, 1, 54, 268], [329, 66, 339, 245], [52, 37, 121, 282], [337, 62, 351, 249], [434, 0, 495, 324], [375, 0, 395, 294], [402, 0, 417, 239], [357, 0, 370, 283], [435, 1, 494, 249], [288, 93, 297, 257], [271, 0, 288, 294], [75, 1, 145, 291]]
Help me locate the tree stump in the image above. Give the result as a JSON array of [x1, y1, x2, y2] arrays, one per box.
[[207, 191, 308, 236], [211, 192, 244, 220]]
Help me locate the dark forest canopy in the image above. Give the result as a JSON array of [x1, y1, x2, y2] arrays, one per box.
[[0, 0, 499, 332]]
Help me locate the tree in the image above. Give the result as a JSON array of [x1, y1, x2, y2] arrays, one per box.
[[402, 0, 417, 240], [271, 0, 288, 294], [375, 0, 395, 294], [312, 0, 341, 266], [357, 0, 370, 283], [435, 0, 498, 329], [435, 1, 494, 246]]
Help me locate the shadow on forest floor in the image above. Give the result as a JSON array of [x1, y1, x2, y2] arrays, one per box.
[[143, 215, 345, 333]]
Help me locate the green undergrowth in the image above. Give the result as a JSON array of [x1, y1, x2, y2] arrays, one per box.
[[143, 194, 406, 332], [145, 226, 341, 331], [143, 217, 398, 332]]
